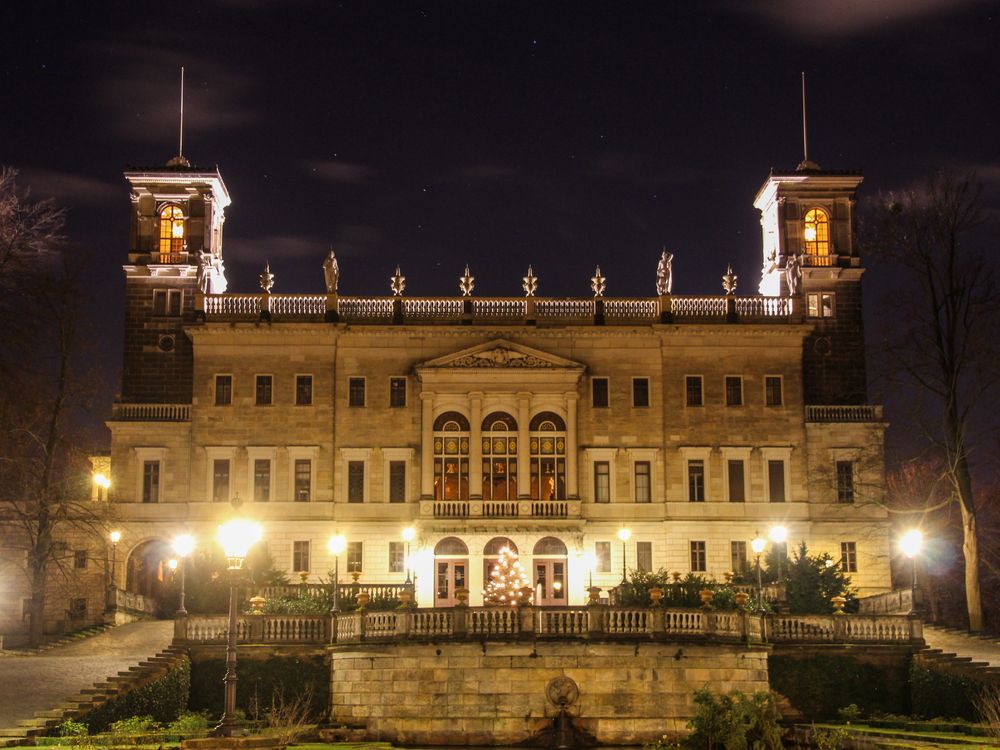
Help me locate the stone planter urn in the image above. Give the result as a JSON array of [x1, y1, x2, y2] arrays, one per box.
[[723, 570, 734, 584], [519, 586, 535, 606], [455, 587, 470, 607], [587, 586, 602, 605], [649, 587, 664, 607], [355, 590, 370, 611], [831, 595, 847, 615], [249, 595, 266, 614], [699, 589, 715, 609], [734, 591, 749, 609], [398, 585, 413, 608], [671, 571, 682, 583]]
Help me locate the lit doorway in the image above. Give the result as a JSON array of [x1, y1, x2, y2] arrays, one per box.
[[533, 537, 568, 606], [433, 536, 469, 607]]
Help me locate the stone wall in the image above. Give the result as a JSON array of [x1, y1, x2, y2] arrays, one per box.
[[329, 639, 770, 745]]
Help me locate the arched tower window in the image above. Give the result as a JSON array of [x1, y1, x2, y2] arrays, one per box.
[[433, 411, 469, 502], [482, 412, 518, 501], [803, 208, 830, 262], [529, 412, 566, 501], [158, 205, 186, 256]]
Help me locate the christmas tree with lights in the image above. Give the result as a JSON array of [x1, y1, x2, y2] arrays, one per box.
[[483, 546, 530, 607]]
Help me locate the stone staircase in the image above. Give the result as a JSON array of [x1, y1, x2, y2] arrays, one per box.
[[0, 644, 188, 747], [0, 624, 116, 657]]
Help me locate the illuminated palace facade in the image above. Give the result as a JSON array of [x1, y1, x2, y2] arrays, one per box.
[[104, 156, 890, 610]]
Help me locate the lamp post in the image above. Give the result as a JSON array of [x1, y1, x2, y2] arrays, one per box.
[[583, 550, 598, 590], [768, 525, 788, 581], [109, 530, 122, 588], [172, 534, 195, 617], [402, 526, 416, 585], [751, 534, 766, 609], [617, 528, 631, 585], [327, 534, 346, 614], [214, 518, 262, 738], [900, 529, 923, 614]]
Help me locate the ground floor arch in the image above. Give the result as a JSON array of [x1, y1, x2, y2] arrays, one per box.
[[125, 538, 173, 602]]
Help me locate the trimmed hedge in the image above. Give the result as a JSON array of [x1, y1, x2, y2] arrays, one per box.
[[769, 653, 909, 720], [188, 656, 328, 720], [81, 658, 191, 732], [909, 662, 985, 721]]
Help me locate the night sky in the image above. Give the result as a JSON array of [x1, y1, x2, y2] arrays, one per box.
[[2, 1, 998, 456]]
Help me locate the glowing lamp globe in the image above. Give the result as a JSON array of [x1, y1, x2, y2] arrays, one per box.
[[900, 529, 923, 559], [402, 526, 416, 543], [751, 537, 766, 555], [327, 534, 346, 556], [93, 473, 111, 490], [583, 550, 598, 572], [167, 558, 178, 571], [618, 528, 632, 543], [109, 530, 122, 544], [173, 533, 195, 558], [768, 526, 788, 544], [218, 519, 262, 569]]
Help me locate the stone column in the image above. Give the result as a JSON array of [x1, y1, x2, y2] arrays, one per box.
[[420, 392, 435, 498], [517, 392, 531, 498], [565, 392, 579, 498], [470, 392, 483, 499]]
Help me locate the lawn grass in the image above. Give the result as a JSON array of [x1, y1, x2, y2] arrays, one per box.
[[811, 722, 1000, 746]]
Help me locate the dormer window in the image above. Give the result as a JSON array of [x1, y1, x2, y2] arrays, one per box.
[[803, 208, 830, 262], [158, 205, 186, 256]]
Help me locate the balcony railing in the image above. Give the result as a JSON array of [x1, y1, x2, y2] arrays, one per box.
[[110, 403, 191, 421], [427, 498, 576, 519], [805, 405, 884, 423]]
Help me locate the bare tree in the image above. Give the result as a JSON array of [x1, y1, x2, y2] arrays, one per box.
[[863, 171, 999, 632]]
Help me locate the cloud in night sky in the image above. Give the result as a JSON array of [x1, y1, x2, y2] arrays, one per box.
[[231, 224, 384, 266], [738, 0, 989, 35], [305, 160, 376, 184], [17, 168, 119, 207]]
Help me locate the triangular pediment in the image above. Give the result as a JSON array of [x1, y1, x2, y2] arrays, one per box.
[[417, 339, 585, 370]]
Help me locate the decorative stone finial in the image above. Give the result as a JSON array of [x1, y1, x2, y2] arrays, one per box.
[[722, 264, 738, 295], [590, 265, 606, 298], [656, 248, 673, 295], [390, 265, 406, 296], [522, 265, 538, 297], [459, 265, 475, 297], [323, 249, 339, 294], [259, 262, 274, 293]]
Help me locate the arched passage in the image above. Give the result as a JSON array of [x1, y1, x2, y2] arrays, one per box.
[[125, 538, 174, 603]]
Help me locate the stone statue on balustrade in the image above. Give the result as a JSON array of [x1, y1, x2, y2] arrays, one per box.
[[196, 252, 213, 294], [784, 253, 802, 296], [656, 248, 673, 295], [323, 250, 340, 294]]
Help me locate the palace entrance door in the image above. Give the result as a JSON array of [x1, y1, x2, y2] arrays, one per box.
[[434, 536, 469, 607], [533, 537, 568, 606]]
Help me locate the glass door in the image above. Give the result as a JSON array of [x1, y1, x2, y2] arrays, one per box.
[[434, 559, 468, 607], [534, 559, 567, 606]]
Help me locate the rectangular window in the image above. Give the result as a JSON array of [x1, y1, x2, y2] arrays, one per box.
[[632, 378, 650, 407], [215, 375, 232, 406], [690, 541, 707, 572], [725, 376, 743, 406], [294, 459, 311, 502], [807, 292, 836, 318], [348, 461, 364, 503], [389, 377, 407, 408], [295, 375, 313, 406], [212, 459, 230, 503], [768, 460, 786, 503], [687, 460, 705, 502], [349, 377, 366, 407], [765, 376, 783, 406], [142, 461, 160, 503], [594, 461, 610, 503], [836, 460, 855, 504], [634, 461, 651, 503], [253, 459, 271, 502], [685, 376, 703, 407], [592, 378, 609, 408], [727, 460, 745, 503], [389, 541, 405, 573], [347, 541, 363, 574], [595, 541, 612, 573], [255, 375, 273, 406], [730, 541, 748, 574], [73, 550, 87, 569], [840, 541, 857, 573], [292, 541, 310, 573], [389, 461, 406, 503], [152, 289, 182, 316], [636, 541, 653, 573]]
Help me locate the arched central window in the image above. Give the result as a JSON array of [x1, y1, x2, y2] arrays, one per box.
[[434, 412, 469, 501], [803, 208, 830, 262], [482, 412, 517, 501], [530, 412, 566, 501], [158, 205, 186, 256]]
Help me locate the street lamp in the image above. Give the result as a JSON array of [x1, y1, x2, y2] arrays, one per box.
[[214, 519, 263, 738], [172, 533, 196, 617], [769, 525, 788, 581], [900, 529, 923, 613], [617, 528, 632, 585], [109, 530, 122, 588], [327, 534, 346, 614], [751, 534, 766, 608], [402, 526, 416, 585]]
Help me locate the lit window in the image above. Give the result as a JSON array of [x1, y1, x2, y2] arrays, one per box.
[[433, 412, 470, 502], [347, 541, 363, 574], [530, 412, 566, 502], [482, 413, 517, 502], [803, 208, 830, 260], [158, 205, 186, 256], [807, 292, 837, 318]]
